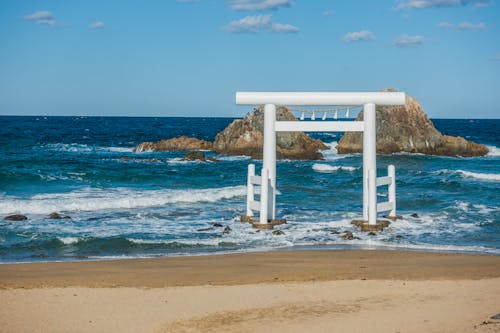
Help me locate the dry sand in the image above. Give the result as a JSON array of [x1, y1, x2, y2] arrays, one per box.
[[1, 250, 500, 332]]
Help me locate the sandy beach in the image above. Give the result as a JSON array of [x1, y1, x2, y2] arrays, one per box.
[[1, 250, 500, 332]]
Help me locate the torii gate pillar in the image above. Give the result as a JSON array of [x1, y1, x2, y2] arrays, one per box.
[[263, 104, 277, 220], [363, 103, 376, 222]]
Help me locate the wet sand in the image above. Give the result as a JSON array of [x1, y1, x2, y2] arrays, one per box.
[[1, 250, 500, 332]]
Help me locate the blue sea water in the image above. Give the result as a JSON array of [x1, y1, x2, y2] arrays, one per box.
[[0, 116, 498, 263]]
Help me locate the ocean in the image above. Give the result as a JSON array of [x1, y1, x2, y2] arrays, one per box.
[[0, 116, 498, 263]]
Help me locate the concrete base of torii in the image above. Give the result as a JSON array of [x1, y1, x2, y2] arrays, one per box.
[[351, 219, 391, 232], [240, 216, 286, 229]]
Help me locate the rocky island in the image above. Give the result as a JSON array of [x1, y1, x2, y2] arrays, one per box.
[[337, 90, 489, 157], [135, 90, 488, 159], [135, 105, 327, 160], [213, 105, 327, 160]]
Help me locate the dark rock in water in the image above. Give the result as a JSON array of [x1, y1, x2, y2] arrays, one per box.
[[120, 156, 132, 161], [337, 89, 489, 157], [368, 232, 377, 236], [183, 151, 207, 161], [342, 231, 359, 240], [181, 151, 220, 162], [410, 213, 419, 218], [213, 223, 224, 228], [223, 226, 232, 234], [272, 230, 285, 236], [213, 105, 328, 160], [197, 227, 213, 232], [134, 136, 213, 152], [49, 212, 71, 219], [4, 214, 27, 221]]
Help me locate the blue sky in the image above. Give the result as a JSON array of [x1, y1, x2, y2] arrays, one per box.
[[0, 0, 499, 118]]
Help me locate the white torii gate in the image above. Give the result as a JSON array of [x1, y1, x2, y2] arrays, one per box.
[[236, 91, 406, 229]]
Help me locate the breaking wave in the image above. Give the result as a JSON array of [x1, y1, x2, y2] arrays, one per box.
[[486, 145, 500, 157], [41, 143, 133, 153], [321, 141, 344, 160], [456, 170, 500, 182], [312, 163, 358, 173], [0, 186, 246, 215], [433, 169, 500, 182]]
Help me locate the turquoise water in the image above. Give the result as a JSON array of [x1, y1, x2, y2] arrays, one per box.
[[0, 116, 498, 262]]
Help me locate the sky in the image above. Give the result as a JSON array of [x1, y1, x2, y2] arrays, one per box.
[[0, 0, 499, 118]]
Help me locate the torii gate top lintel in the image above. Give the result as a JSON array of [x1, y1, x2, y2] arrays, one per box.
[[236, 91, 406, 106], [236, 91, 406, 229]]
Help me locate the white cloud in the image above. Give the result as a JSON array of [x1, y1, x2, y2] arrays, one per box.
[[322, 10, 336, 17], [342, 30, 375, 42], [24, 11, 56, 26], [437, 21, 454, 29], [90, 21, 105, 29], [392, 34, 425, 47], [437, 21, 487, 30], [225, 14, 272, 32], [457, 22, 486, 30], [226, 0, 292, 11], [224, 14, 298, 33], [270, 23, 299, 33], [472, 1, 491, 8], [395, 0, 491, 10], [492, 54, 500, 61]]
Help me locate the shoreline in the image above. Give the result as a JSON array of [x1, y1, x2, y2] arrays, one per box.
[[2, 249, 500, 289], [2, 242, 500, 266]]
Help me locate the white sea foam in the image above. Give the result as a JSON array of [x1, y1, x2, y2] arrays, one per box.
[[472, 204, 499, 214], [107, 147, 134, 153], [312, 163, 358, 173], [45, 143, 93, 153], [321, 141, 357, 161], [485, 145, 500, 157], [392, 152, 425, 156], [43, 143, 133, 154], [0, 186, 246, 215], [166, 157, 202, 165], [434, 169, 500, 182], [456, 170, 500, 182], [217, 155, 252, 161], [39, 173, 85, 182], [58, 237, 80, 245]]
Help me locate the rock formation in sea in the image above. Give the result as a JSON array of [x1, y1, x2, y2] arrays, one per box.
[[48, 212, 71, 219], [213, 105, 328, 160], [134, 136, 213, 152], [4, 214, 28, 221], [134, 106, 328, 160], [337, 89, 489, 157], [181, 151, 219, 162]]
